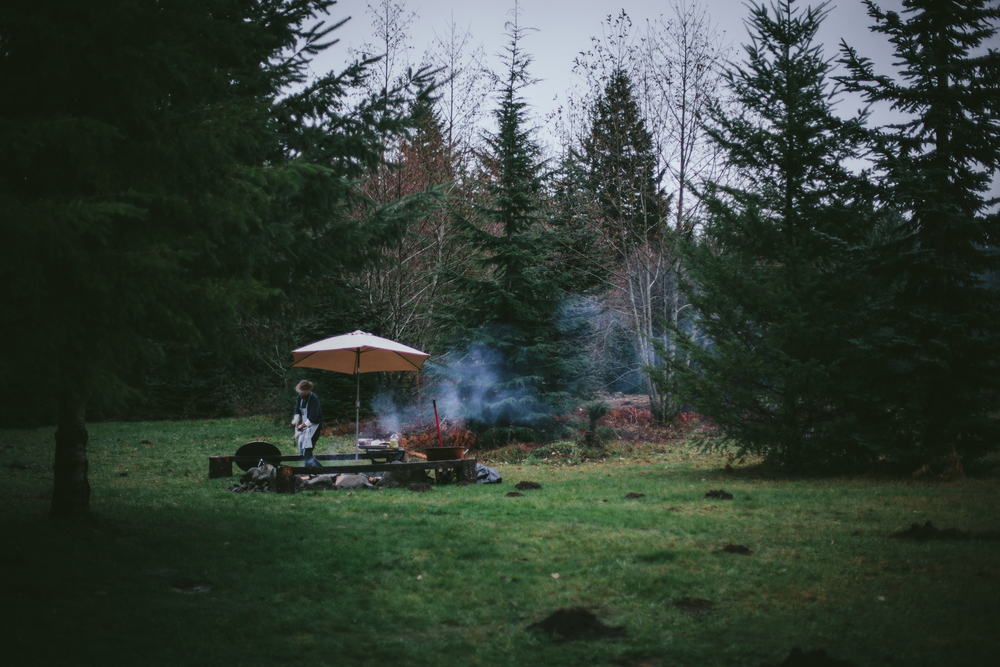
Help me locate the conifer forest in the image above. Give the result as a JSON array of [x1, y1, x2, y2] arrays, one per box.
[[1, 0, 998, 515]]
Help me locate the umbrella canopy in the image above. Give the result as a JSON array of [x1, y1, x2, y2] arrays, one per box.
[[292, 330, 429, 375], [291, 330, 429, 461]]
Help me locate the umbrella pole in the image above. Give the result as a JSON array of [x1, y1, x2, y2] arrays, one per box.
[[355, 372, 360, 462]]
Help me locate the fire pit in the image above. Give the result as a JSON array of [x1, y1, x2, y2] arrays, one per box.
[[424, 446, 468, 461]]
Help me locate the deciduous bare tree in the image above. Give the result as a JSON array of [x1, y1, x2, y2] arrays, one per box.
[[640, 0, 730, 418], [426, 15, 491, 169], [564, 4, 726, 421]]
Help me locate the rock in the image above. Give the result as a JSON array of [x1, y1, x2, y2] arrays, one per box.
[[300, 474, 339, 490], [240, 464, 276, 485], [335, 474, 374, 490], [387, 460, 416, 485], [375, 473, 403, 488]]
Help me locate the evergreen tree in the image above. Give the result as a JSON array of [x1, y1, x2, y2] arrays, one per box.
[[0, 0, 436, 515], [668, 0, 877, 466], [839, 0, 1000, 464], [439, 6, 579, 444], [581, 65, 684, 421], [583, 68, 666, 243]]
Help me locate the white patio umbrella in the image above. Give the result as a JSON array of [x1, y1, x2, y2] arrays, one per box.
[[291, 330, 429, 459]]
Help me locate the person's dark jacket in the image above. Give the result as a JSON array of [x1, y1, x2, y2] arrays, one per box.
[[295, 393, 323, 426]]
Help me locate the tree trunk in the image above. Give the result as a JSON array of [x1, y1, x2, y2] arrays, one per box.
[[51, 391, 90, 517]]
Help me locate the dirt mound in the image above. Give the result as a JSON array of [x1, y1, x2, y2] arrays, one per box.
[[528, 607, 627, 642], [407, 483, 433, 493], [890, 520, 1000, 541], [716, 544, 752, 555], [505, 491, 525, 497], [625, 492, 645, 499], [705, 489, 734, 500], [673, 597, 712, 612], [759, 648, 856, 667], [514, 481, 542, 490]]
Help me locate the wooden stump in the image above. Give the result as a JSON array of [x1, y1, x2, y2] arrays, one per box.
[[208, 456, 233, 479], [275, 466, 297, 493], [457, 459, 477, 483]]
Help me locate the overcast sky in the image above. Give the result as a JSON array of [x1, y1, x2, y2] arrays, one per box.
[[313, 0, 906, 124], [310, 0, 997, 200]]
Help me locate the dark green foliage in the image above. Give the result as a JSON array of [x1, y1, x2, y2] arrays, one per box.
[[839, 0, 1000, 463], [582, 68, 666, 242], [666, 0, 879, 467], [438, 12, 591, 444], [0, 0, 437, 513], [133, 347, 235, 421], [583, 399, 611, 447]]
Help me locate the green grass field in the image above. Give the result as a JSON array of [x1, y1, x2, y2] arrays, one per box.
[[2, 417, 998, 666]]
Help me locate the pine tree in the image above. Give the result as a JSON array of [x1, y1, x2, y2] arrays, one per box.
[[439, 6, 578, 444], [669, 0, 878, 466], [839, 0, 1000, 464]]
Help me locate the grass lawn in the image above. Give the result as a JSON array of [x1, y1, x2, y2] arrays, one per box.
[[1, 416, 998, 666]]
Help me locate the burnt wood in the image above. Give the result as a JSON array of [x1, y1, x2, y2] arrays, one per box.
[[275, 466, 297, 493], [208, 456, 233, 479]]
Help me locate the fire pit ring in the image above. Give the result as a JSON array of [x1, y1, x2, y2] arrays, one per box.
[[235, 441, 282, 471], [424, 447, 468, 462]]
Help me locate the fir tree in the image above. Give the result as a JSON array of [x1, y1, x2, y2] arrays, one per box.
[[440, 6, 579, 444], [580, 66, 686, 420], [582, 68, 666, 243], [839, 0, 1000, 463], [669, 0, 878, 466]]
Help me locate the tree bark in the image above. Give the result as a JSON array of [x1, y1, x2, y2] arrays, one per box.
[[51, 391, 90, 517]]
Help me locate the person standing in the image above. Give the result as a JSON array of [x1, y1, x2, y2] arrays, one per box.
[[291, 380, 323, 467]]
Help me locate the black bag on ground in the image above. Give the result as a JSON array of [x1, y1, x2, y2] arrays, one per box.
[[476, 463, 502, 484]]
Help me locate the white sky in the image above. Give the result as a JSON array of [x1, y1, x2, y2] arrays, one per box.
[[310, 0, 997, 200], [314, 0, 905, 123]]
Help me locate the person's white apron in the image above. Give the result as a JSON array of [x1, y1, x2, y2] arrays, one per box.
[[292, 400, 319, 455]]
